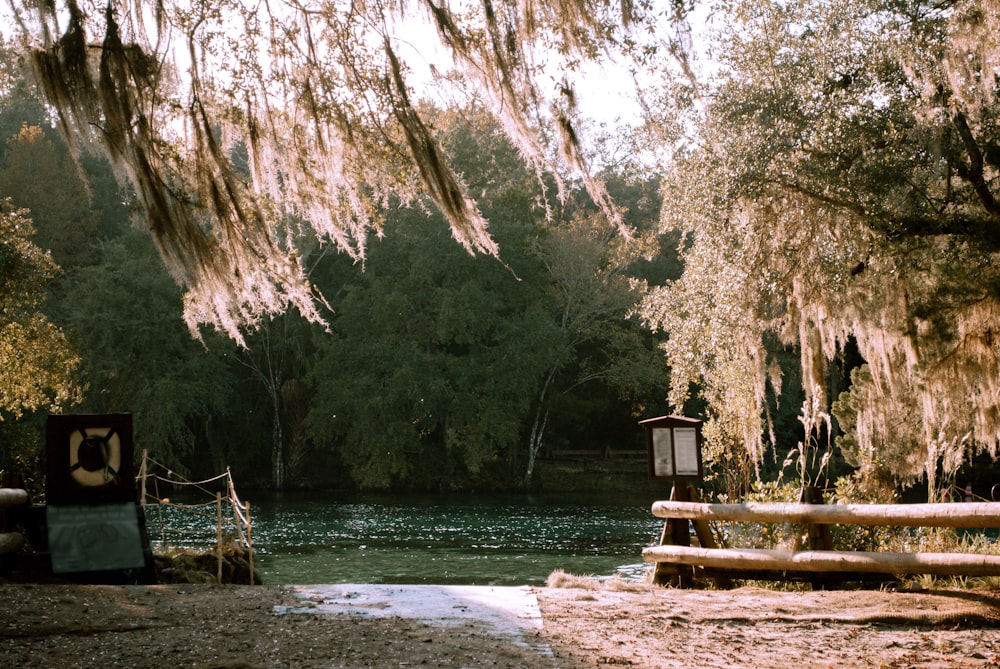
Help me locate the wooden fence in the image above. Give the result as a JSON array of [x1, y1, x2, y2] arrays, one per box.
[[644, 487, 1000, 588]]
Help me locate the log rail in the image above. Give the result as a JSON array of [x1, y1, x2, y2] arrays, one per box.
[[651, 500, 1000, 528], [644, 498, 1000, 585]]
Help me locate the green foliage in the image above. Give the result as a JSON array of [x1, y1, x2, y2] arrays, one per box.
[[832, 365, 927, 490], [642, 0, 1000, 501], [0, 124, 96, 269], [722, 480, 803, 550], [304, 108, 668, 491], [305, 203, 553, 490], [54, 230, 236, 472], [0, 44, 667, 493], [0, 202, 81, 420]]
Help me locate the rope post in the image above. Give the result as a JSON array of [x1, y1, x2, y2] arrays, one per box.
[[139, 449, 148, 507], [216, 491, 223, 584], [227, 472, 247, 547], [245, 502, 254, 585]]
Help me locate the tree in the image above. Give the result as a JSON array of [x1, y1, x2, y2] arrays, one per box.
[[303, 106, 667, 490], [0, 35, 50, 141], [233, 309, 319, 490], [6, 0, 661, 339], [521, 208, 666, 487], [641, 0, 1000, 499], [0, 38, 133, 270], [0, 201, 80, 420], [304, 181, 552, 490], [0, 123, 97, 268], [55, 229, 236, 473]]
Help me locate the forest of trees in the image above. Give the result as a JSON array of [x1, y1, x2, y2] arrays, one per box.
[[2, 0, 1000, 501], [0, 40, 678, 492]]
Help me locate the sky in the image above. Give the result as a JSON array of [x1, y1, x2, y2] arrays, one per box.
[[389, 5, 662, 128]]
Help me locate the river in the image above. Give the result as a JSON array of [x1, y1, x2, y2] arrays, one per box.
[[145, 491, 665, 585]]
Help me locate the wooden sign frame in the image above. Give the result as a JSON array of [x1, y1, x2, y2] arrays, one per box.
[[640, 415, 704, 482]]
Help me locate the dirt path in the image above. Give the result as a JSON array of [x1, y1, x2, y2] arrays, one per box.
[[2, 580, 1000, 668], [538, 582, 1000, 668]]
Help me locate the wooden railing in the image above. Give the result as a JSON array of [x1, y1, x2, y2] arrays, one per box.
[[644, 493, 1000, 587]]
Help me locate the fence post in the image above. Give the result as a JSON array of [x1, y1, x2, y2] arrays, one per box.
[[246, 502, 254, 585], [227, 472, 248, 547], [216, 492, 223, 584], [800, 486, 834, 589], [688, 487, 732, 589], [0, 488, 28, 560], [139, 450, 148, 507], [800, 486, 834, 550]]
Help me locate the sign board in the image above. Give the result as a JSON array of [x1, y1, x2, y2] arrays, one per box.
[[46, 502, 147, 574], [639, 415, 704, 482], [46, 413, 136, 505], [44, 413, 155, 583]]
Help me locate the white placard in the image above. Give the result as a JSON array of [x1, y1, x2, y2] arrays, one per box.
[[651, 428, 673, 477], [673, 427, 700, 476]]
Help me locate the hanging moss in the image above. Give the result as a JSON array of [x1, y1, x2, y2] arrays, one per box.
[[12, 0, 646, 341]]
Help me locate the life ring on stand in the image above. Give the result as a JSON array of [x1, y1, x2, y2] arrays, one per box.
[[68, 427, 121, 487]]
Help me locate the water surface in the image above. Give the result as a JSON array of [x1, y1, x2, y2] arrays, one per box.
[[146, 491, 664, 585]]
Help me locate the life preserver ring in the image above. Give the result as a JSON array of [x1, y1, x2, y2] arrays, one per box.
[[68, 427, 121, 487]]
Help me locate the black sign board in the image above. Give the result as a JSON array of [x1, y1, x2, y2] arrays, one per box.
[[46, 414, 136, 506]]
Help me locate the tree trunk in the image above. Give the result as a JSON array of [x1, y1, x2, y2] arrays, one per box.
[[523, 407, 549, 489], [523, 370, 555, 489], [270, 380, 285, 491]]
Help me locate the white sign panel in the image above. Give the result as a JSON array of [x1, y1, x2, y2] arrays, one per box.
[[673, 427, 700, 476], [651, 428, 673, 477]]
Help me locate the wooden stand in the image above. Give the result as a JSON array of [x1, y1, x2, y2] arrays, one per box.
[[652, 483, 731, 588], [653, 482, 692, 587]]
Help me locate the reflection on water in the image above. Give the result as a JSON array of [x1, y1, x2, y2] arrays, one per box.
[[146, 491, 664, 585]]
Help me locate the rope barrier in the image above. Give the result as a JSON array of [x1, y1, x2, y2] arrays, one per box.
[[138, 451, 255, 584]]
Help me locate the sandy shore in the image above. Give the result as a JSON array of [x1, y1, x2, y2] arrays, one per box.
[[2, 578, 1000, 668]]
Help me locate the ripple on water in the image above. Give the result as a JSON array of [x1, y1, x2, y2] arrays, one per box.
[[147, 492, 663, 585]]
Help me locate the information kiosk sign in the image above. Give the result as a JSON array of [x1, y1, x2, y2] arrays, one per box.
[[639, 415, 704, 482]]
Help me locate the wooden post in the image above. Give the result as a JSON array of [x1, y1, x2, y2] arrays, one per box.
[[245, 502, 254, 586], [0, 531, 24, 555], [139, 450, 148, 507], [0, 488, 28, 560], [650, 500, 1000, 527], [227, 473, 248, 547], [653, 481, 694, 587], [643, 545, 1000, 577], [216, 492, 223, 584], [800, 486, 835, 589], [0, 488, 28, 507], [800, 487, 834, 549]]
